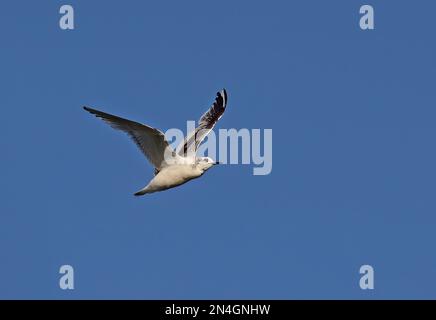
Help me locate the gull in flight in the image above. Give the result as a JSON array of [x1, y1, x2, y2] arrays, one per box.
[[83, 89, 228, 196]]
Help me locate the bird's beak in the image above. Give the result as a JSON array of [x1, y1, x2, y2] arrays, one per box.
[[214, 162, 221, 165]]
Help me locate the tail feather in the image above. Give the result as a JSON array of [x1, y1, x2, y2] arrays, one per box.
[[133, 189, 149, 197], [134, 187, 150, 196]]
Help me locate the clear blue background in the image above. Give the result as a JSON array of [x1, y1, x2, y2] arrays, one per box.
[[1, 0, 435, 299]]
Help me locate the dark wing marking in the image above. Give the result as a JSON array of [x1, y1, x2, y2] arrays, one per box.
[[178, 89, 228, 156]]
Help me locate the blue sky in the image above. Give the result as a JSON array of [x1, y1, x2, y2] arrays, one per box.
[[1, 0, 436, 299]]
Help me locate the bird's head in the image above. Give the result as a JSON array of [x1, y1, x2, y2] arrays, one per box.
[[196, 157, 220, 172]]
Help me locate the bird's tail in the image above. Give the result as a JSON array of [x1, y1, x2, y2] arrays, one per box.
[[134, 189, 148, 196], [134, 186, 152, 196]]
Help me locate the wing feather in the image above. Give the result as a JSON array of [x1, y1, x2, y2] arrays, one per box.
[[83, 106, 173, 169], [178, 89, 228, 156]]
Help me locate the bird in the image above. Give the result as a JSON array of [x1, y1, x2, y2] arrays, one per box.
[[83, 89, 228, 196]]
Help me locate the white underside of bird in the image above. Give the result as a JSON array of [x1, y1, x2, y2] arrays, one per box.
[[84, 89, 228, 196]]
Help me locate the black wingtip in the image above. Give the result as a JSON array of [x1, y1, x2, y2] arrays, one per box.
[[220, 89, 228, 107], [83, 106, 99, 115]]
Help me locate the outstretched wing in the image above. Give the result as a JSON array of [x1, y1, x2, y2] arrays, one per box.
[[178, 89, 228, 157], [83, 106, 174, 170]]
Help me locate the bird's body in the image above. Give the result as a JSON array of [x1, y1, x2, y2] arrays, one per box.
[[135, 164, 202, 195], [84, 89, 228, 196]]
